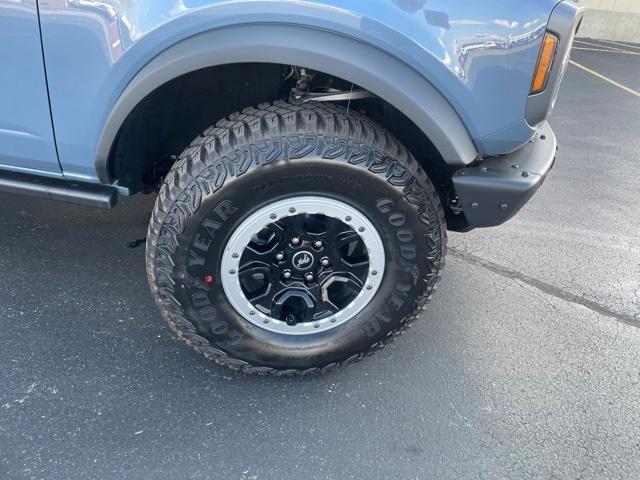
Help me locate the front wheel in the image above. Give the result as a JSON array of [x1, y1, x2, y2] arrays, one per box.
[[146, 101, 447, 375]]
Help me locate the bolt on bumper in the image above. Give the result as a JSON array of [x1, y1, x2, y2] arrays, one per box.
[[452, 122, 557, 228]]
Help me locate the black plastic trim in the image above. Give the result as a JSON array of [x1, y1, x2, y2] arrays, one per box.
[[0, 169, 118, 209], [452, 122, 557, 228]]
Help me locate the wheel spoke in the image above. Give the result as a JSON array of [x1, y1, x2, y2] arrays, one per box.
[[320, 273, 365, 311], [265, 220, 287, 240], [337, 258, 369, 278], [240, 245, 274, 266], [324, 216, 354, 240], [326, 272, 365, 291], [251, 280, 288, 313], [336, 230, 361, 247], [238, 265, 271, 301], [278, 214, 305, 240], [304, 284, 334, 319], [314, 287, 340, 318]]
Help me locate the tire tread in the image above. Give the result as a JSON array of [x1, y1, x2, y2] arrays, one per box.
[[146, 101, 447, 376]]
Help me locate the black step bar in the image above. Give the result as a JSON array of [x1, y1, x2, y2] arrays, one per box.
[[0, 169, 118, 209]]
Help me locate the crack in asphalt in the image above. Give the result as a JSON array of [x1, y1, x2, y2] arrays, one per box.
[[449, 247, 640, 329]]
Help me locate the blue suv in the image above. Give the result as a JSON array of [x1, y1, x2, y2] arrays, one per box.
[[0, 0, 583, 374]]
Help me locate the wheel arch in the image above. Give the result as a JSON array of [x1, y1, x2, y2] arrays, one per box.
[[95, 23, 478, 185]]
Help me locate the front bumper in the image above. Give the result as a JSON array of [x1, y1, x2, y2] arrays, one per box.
[[452, 122, 557, 228]]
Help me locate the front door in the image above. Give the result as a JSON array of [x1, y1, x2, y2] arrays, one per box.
[[0, 0, 60, 173]]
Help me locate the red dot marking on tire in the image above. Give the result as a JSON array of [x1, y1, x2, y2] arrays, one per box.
[[205, 275, 214, 284]]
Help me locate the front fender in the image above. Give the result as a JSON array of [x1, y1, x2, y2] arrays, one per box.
[[38, 0, 561, 182], [95, 23, 479, 183]]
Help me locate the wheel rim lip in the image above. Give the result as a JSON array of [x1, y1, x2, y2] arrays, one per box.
[[221, 196, 385, 336]]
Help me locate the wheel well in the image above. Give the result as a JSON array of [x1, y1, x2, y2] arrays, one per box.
[[108, 62, 466, 228]]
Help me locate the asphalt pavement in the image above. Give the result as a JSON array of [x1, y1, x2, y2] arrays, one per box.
[[1, 41, 639, 479]]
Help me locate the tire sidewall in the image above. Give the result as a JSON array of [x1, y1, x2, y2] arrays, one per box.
[[162, 157, 440, 369]]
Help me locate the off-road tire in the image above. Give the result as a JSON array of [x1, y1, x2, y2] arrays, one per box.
[[146, 100, 447, 375]]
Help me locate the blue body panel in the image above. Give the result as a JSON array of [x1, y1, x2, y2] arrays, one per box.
[[0, 0, 59, 174], [33, 0, 562, 182]]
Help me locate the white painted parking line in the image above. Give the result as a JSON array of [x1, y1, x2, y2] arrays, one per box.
[[573, 47, 640, 55], [570, 61, 640, 98], [595, 39, 640, 53], [574, 39, 629, 52]]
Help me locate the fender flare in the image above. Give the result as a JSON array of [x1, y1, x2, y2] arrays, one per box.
[[95, 24, 478, 184]]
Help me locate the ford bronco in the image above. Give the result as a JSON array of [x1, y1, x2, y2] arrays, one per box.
[[0, 0, 583, 374]]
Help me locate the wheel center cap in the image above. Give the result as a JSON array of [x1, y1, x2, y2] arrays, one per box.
[[292, 250, 315, 270]]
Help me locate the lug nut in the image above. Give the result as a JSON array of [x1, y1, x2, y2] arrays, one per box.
[[283, 270, 292, 280], [305, 273, 314, 282], [275, 253, 284, 261], [321, 257, 330, 267], [291, 237, 301, 245], [314, 240, 323, 248]]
